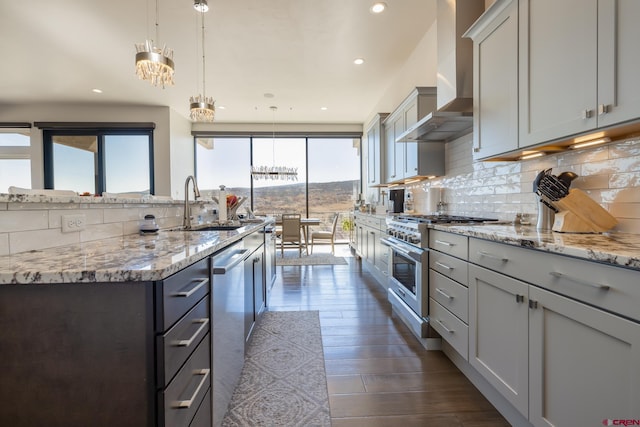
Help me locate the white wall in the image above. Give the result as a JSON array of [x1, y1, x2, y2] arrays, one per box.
[[0, 103, 178, 196], [169, 109, 196, 200], [364, 16, 439, 125]]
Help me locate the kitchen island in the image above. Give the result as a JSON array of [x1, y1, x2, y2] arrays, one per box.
[[0, 220, 272, 427]]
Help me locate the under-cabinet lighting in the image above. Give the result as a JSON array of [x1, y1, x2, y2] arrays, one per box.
[[520, 152, 545, 160], [404, 178, 421, 184], [570, 137, 611, 150]]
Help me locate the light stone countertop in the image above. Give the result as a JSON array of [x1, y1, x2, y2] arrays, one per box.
[[430, 223, 640, 271], [0, 221, 270, 284]]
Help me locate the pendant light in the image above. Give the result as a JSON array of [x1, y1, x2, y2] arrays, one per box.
[[250, 106, 298, 181], [189, 0, 215, 122], [135, 0, 175, 88]]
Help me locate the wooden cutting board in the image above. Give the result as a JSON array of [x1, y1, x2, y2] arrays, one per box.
[[553, 189, 618, 232]]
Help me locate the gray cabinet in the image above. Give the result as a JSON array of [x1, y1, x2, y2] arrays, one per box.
[[465, 0, 519, 160], [383, 87, 444, 184], [467, 236, 640, 424], [354, 213, 388, 288], [365, 113, 388, 187], [519, 0, 640, 148], [467, 0, 640, 159], [428, 230, 470, 360]]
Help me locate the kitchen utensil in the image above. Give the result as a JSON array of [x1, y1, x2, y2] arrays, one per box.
[[537, 174, 570, 201], [552, 188, 618, 232], [557, 171, 578, 188]]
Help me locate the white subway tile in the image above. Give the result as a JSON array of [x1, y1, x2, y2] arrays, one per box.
[[0, 210, 49, 232], [103, 207, 144, 223], [0, 203, 7, 211], [610, 172, 640, 189], [0, 234, 8, 256], [609, 203, 640, 219], [80, 223, 123, 242], [9, 228, 80, 254]]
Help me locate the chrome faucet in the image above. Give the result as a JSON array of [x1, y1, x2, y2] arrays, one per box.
[[183, 175, 201, 229]]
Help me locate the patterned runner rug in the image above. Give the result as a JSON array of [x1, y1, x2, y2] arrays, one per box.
[[222, 311, 331, 426]]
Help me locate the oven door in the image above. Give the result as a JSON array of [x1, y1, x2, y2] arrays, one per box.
[[381, 237, 428, 318]]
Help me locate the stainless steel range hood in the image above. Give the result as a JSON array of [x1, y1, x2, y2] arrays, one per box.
[[397, 0, 484, 143]]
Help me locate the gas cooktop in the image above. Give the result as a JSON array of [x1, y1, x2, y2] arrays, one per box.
[[395, 214, 499, 224]]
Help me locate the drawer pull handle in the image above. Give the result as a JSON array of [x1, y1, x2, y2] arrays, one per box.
[[171, 318, 210, 347], [435, 239, 454, 247], [478, 251, 508, 262], [397, 288, 406, 298], [549, 272, 610, 291], [436, 288, 454, 300], [435, 319, 454, 334], [172, 368, 210, 409], [434, 261, 453, 271], [173, 278, 209, 298]]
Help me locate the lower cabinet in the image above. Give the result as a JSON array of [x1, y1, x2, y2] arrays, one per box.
[[528, 286, 640, 427], [468, 264, 529, 416], [354, 213, 388, 287], [467, 237, 640, 426]]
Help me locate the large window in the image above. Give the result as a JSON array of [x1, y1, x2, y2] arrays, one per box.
[[0, 127, 31, 193], [43, 128, 154, 195], [195, 135, 361, 242], [195, 137, 251, 206]]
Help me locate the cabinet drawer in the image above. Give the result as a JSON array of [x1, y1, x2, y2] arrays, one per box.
[[469, 238, 640, 322], [162, 333, 211, 427], [158, 258, 210, 331], [430, 299, 469, 360], [189, 388, 211, 427], [158, 295, 210, 387], [430, 270, 469, 323], [429, 250, 468, 285], [429, 230, 468, 260]]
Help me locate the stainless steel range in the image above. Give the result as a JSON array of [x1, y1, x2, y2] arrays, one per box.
[[381, 214, 497, 348]]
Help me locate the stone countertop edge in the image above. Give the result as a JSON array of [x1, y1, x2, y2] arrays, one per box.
[[0, 220, 273, 285], [430, 223, 640, 271]]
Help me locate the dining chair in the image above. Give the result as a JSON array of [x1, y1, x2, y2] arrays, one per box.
[[311, 213, 339, 254], [280, 213, 302, 257]]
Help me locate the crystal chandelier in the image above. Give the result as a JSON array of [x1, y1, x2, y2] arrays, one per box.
[[189, 0, 215, 122], [250, 106, 298, 181], [135, 0, 175, 88]]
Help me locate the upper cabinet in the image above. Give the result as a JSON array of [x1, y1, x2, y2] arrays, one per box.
[[365, 113, 388, 187], [596, 0, 640, 128], [520, 0, 640, 148], [383, 88, 445, 184], [465, 0, 519, 160], [467, 0, 640, 159]]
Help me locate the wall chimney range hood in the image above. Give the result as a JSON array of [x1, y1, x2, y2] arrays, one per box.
[[397, 0, 483, 144]]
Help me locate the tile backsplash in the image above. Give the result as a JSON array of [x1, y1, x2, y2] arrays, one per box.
[[407, 134, 639, 234], [0, 198, 213, 256]]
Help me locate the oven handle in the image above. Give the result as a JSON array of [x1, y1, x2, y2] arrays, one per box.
[[380, 237, 424, 262]]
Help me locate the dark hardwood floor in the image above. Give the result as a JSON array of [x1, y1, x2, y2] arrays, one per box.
[[268, 245, 510, 427]]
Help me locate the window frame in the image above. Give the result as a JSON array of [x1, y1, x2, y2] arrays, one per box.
[[43, 127, 155, 195], [193, 134, 362, 217]]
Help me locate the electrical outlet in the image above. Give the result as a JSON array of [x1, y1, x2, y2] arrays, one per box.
[[61, 214, 87, 233]]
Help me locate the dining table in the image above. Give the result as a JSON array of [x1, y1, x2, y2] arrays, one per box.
[[275, 217, 320, 254]]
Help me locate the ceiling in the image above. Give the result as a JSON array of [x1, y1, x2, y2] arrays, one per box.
[[0, 0, 437, 124]]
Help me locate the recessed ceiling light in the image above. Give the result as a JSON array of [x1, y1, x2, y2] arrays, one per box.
[[91, 88, 103, 94], [320, 107, 328, 111], [218, 105, 226, 110], [354, 58, 365, 65], [370, 2, 387, 13], [264, 93, 275, 98]]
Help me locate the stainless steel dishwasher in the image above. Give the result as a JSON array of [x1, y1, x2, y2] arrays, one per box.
[[210, 241, 250, 427]]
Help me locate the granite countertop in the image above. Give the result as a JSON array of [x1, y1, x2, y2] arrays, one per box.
[[430, 223, 640, 271], [0, 221, 271, 285]]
